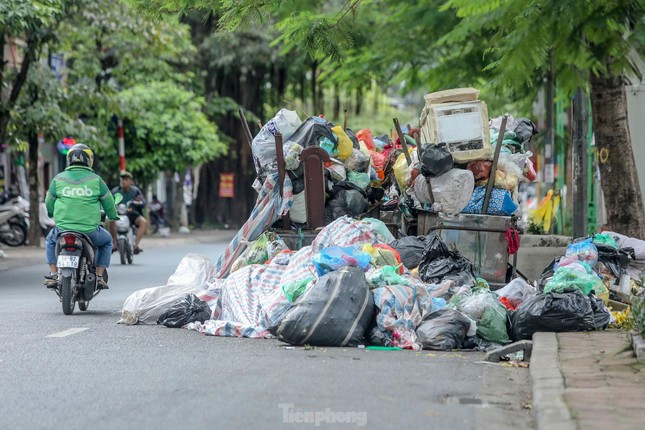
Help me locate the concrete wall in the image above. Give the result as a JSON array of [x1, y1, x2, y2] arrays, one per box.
[[626, 83, 645, 201]]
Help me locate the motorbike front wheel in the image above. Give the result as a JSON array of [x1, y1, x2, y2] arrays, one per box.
[[118, 238, 126, 265], [61, 275, 76, 315], [0, 221, 28, 247]]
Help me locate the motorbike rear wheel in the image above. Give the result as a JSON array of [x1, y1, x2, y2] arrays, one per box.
[[126, 241, 133, 264], [0, 221, 28, 247], [78, 300, 88, 311], [61, 275, 76, 315]]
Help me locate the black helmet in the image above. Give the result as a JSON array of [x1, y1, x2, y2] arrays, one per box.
[[67, 143, 94, 168]]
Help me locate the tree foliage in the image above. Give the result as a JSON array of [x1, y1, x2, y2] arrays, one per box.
[[118, 81, 226, 184]]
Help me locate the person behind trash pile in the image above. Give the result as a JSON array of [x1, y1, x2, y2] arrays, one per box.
[[110, 170, 147, 254], [43, 144, 119, 289]]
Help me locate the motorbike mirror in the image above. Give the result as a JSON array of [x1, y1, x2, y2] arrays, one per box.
[[113, 193, 123, 205]]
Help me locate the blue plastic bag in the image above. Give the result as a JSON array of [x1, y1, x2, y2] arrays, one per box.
[[312, 246, 372, 276], [565, 238, 599, 266], [462, 186, 518, 216]]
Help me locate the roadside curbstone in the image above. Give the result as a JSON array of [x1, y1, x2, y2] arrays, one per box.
[[530, 332, 576, 430]]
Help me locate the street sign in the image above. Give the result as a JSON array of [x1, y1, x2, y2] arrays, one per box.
[[219, 173, 234, 198]]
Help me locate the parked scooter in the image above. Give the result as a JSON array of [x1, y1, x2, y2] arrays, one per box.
[[0, 194, 29, 247], [114, 202, 135, 265], [52, 194, 122, 315]]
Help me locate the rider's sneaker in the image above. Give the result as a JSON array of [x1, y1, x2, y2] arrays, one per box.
[[134, 247, 143, 255], [44, 273, 58, 288], [97, 275, 109, 290]]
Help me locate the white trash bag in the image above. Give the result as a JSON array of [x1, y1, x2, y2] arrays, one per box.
[[119, 254, 211, 325], [252, 109, 302, 170]]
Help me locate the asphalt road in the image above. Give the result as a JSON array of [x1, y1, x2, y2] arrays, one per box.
[[0, 239, 534, 430]]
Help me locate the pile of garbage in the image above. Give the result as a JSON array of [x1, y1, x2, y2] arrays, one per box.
[[535, 232, 645, 327], [248, 87, 538, 231], [120, 218, 644, 352], [118, 86, 644, 353], [250, 110, 390, 224]]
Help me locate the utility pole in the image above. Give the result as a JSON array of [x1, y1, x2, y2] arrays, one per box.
[[572, 88, 588, 238], [544, 57, 555, 193]]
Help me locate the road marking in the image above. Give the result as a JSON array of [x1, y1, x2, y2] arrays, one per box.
[[46, 328, 89, 338]]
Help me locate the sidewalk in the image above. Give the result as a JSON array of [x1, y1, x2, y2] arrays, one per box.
[[0, 228, 236, 272], [531, 330, 645, 430]]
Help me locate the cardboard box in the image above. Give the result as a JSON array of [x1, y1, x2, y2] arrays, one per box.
[[423, 87, 480, 105]]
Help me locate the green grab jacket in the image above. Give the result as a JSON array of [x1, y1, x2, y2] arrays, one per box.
[[45, 166, 119, 233]]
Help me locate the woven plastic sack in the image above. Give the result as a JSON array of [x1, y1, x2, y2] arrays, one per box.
[[462, 186, 518, 216]]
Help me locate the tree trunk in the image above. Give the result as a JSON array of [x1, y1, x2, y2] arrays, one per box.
[[28, 131, 41, 247], [355, 86, 363, 116], [333, 83, 340, 121], [590, 72, 645, 239], [311, 60, 318, 116], [316, 78, 324, 116]]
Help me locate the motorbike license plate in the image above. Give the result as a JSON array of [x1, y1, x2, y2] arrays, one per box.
[[57, 255, 80, 268]]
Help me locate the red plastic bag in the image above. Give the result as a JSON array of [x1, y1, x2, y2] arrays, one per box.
[[467, 160, 493, 181], [356, 129, 375, 151]]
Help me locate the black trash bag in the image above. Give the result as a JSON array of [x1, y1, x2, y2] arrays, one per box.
[[596, 245, 634, 278], [324, 181, 370, 224], [416, 309, 471, 351], [389, 236, 428, 269], [509, 289, 595, 341], [420, 233, 450, 262], [418, 233, 476, 285], [461, 335, 498, 352], [536, 257, 560, 291], [288, 117, 338, 151], [420, 142, 453, 178], [589, 295, 611, 330], [513, 118, 538, 144], [157, 294, 212, 328], [366, 186, 385, 204], [270, 267, 374, 346], [345, 128, 361, 149], [291, 175, 305, 194], [442, 271, 477, 288]]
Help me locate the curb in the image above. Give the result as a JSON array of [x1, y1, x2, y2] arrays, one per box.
[[530, 332, 576, 430]]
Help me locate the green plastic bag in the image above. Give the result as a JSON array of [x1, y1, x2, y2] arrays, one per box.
[[282, 277, 314, 302], [543, 267, 605, 296], [347, 171, 370, 190], [477, 302, 510, 344], [368, 265, 408, 288], [593, 233, 618, 250]]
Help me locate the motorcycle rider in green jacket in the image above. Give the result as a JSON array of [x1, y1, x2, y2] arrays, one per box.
[[44, 144, 119, 289]]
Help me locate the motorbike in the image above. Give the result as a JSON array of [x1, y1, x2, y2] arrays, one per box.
[[0, 195, 29, 247], [115, 202, 135, 265], [52, 194, 122, 315], [149, 198, 167, 235]]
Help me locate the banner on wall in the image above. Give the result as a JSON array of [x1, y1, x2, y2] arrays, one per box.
[[219, 173, 234, 198]]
